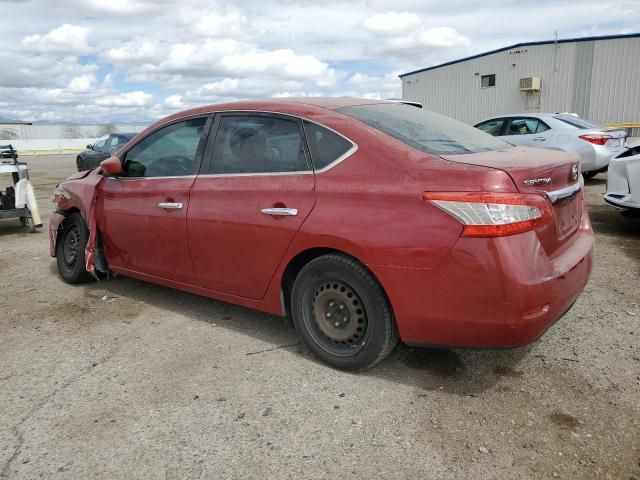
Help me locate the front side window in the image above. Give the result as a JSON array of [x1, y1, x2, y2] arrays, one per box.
[[338, 103, 511, 155], [93, 135, 109, 152], [211, 115, 308, 174], [475, 118, 505, 136], [481, 74, 496, 88], [106, 135, 120, 152], [122, 117, 206, 178], [303, 121, 353, 170]]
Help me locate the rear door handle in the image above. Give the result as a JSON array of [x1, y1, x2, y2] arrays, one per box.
[[261, 207, 298, 216], [157, 202, 183, 209]]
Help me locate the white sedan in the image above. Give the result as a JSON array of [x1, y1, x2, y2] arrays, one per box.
[[604, 139, 640, 216], [475, 113, 627, 179]]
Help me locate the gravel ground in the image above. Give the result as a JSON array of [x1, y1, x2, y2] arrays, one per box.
[[1, 155, 639, 480]]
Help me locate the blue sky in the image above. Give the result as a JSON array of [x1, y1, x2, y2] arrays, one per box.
[[0, 0, 638, 123]]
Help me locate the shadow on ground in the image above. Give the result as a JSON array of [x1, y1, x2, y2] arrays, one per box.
[[45, 258, 534, 397]]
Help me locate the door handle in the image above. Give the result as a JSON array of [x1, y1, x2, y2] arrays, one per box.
[[157, 202, 183, 209], [532, 137, 547, 142], [261, 207, 298, 216]]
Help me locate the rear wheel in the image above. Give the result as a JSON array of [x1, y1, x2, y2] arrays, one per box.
[[582, 171, 598, 180], [291, 254, 398, 370], [56, 213, 92, 283]]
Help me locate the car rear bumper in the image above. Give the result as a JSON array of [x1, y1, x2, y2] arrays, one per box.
[[369, 211, 593, 348], [579, 146, 611, 172]]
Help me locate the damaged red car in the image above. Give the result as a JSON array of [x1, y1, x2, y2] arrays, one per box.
[[50, 98, 593, 370]]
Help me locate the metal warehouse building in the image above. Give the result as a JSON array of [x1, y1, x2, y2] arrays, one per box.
[[400, 33, 640, 130]]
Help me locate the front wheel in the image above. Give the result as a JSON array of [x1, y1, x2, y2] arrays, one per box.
[[76, 157, 85, 172], [291, 254, 398, 370], [56, 213, 93, 283], [582, 171, 598, 180]]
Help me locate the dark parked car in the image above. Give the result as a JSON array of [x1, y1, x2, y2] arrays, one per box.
[[51, 98, 593, 370], [76, 133, 136, 171]]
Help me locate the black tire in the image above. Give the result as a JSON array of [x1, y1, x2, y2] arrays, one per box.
[[621, 209, 640, 219], [56, 213, 93, 283], [23, 216, 36, 233], [582, 171, 598, 180], [291, 253, 398, 370], [76, 156, 84, 172]]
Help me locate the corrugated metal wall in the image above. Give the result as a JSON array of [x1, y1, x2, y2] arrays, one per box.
[[0, 124, 147, 142], [402, 37, 640, 128]]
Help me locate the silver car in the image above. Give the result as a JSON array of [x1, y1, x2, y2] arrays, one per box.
[[474, 113, 627, 179]]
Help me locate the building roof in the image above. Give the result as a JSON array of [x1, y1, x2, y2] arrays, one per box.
[[399, 32, 640, 78]]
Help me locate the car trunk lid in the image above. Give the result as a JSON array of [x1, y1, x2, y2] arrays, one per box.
[[440, 146, 583, 254]]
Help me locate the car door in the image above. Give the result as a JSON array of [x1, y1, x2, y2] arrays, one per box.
[[187, 112, 316, 299], [502, 117, 552, 148], [96, 116, 211, 282]]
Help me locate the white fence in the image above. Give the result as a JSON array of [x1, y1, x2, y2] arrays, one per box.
[[0, 124, 148, 155]]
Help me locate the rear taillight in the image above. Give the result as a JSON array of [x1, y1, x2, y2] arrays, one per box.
[[421, 192, 552, 237], [578, 134, 611, 146]]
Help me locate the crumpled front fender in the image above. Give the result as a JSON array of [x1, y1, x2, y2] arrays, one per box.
[[49, 212, 65, 257], [50, 170, 105, 277]]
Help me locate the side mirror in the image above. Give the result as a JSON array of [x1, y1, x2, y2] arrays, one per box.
[[86, 144, 93, 150], [100, 156, 123, 176]]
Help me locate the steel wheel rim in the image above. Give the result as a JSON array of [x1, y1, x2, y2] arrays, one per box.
[[62, 225, 80, 268], [303, 277, 369, 357]]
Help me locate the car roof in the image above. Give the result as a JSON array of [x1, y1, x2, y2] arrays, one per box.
[[164, 97, 388, 121], [141, 97, 392, 137]]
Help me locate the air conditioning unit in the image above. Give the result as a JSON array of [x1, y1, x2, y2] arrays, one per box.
[[519, 77, 541, 92]]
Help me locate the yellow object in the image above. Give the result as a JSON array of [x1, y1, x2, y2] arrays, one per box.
[[606, 123, 640, 129]]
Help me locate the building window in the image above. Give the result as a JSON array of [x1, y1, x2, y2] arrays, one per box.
[[481, 74, 496, 88]]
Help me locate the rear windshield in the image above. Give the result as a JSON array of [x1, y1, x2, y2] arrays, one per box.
[[554, 114, 603, 130], [337, 103, 511, 155]]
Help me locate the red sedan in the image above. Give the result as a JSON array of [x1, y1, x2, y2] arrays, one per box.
[[50, 98, 593, 370]]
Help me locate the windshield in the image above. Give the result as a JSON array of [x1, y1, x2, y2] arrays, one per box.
[[337, 103, 511, 155], [554, 114, 603, 130]]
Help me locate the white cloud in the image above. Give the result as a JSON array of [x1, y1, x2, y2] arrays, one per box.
[[189, 8, 249, 38], [163, 94, 185, 109], [118, 38, 340, 87], [347, 72, 401, 99], [21, 24, 91, 54], [106, 40, 163, 65], [362, 12, 422, 36], [362, 12, 469, 58], [52, 0, 171, 15], [95, 91, 154, 107], [67, 74, 95, 93]]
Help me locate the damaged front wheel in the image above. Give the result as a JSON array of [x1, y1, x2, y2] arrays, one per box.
[[56, 212, 93, 284]]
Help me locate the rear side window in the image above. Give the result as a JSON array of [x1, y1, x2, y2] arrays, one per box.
[[506, 118, 550, 135], [303, 121, 354, 170], [554, 115, 603, 130], [339, 103, 510, 155], [123, 117, 206, 177], [211, 115, 309, 174]]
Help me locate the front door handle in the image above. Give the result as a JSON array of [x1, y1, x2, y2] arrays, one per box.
[[532, 137, 547, 142], [261, 207, 298, 216], [158, 202, 183, 209]]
